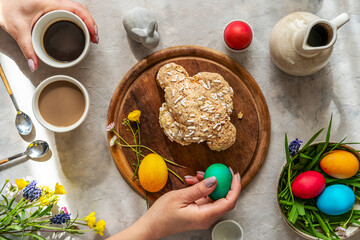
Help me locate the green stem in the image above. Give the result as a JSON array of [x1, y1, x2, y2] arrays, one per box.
[[0, 179, 8, 195], [25, 223, 80, 232], [116, 143, 184, 167], [288, 163, 294, 203], [111, 125, 184, 182], [111, 129, 131, 146], [2, 229, 90, 234], [125, 120, 141, 179], [167, 168, 184, 182], [343, 187, 356, 227]]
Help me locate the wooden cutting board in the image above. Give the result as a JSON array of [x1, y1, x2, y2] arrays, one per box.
[[107, 46, 270, 201]]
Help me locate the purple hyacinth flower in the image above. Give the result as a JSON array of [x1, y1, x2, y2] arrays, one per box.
[[289, 138, 303, 157], [50, 213, 71, 224], [22, 180, 42, 202]]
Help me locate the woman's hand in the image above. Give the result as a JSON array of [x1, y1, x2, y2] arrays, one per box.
[[0, 0, 98, 71], [108, 169, 241, 240]]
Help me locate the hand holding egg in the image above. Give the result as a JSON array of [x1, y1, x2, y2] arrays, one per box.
[[204, 163, 233, 201]]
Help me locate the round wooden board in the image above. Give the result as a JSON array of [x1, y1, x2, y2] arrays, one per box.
[[107, 45, 270, 201]]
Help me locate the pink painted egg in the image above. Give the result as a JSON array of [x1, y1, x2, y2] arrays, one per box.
[[291, 171, 326, 199]]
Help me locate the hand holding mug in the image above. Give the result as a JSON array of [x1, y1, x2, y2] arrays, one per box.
[[0, 0, 98, 71]]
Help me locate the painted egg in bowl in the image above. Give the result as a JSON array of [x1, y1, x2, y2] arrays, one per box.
[[277, 142, 360, 240]]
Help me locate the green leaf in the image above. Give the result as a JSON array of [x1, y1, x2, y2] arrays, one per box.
[[279, 200, 294, 206], [350, 218, 360, 225], [299, 153, 312, 159], [305, 115, 333, 171], [7, 198, 16, 210], [315, 142, 325, 155], [288, 204, 298, 224], [298, 128, 324, 155], [21, 210, 25, 221], [313, 211, 330, 237], [325, 114, 333, 146], [30, 208, 41, 218], [304, 152, 322, 170], [305, 216, 331, 240], [304, 205, 319, 211], [1, 194, 9, 206], [39, 204, 53, 217], [5, 225, 22, 231], [24, 233, 45, 240], [295, 200, 305, 216]]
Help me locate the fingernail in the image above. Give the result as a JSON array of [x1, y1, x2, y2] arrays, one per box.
[[94, 25, 99, 44], [237, 173, 241, 183], [229, 167, 234, 176], [197, 171, 204, 176], [28, 59, 35, 72], [204, 176, 216, 188], [94, 25, 98, 35], [184, 175, 193, 179]]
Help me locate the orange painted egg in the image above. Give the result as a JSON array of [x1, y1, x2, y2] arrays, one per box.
[[320, 150, 359, 179], [138, 153, 168, 192]]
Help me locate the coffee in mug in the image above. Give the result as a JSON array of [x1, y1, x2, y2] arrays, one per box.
[[43, 20, 86, 62], [32, 10, 90, 68]]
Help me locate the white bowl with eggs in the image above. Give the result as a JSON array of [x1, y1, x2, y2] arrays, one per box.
[[277, 142, 360, 239]]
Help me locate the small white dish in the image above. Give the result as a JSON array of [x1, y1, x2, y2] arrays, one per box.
[[223, 19, 254, 53], [32, 75, 90, 133], [32, 10, 90, 68], [212, 219, 244, 240]]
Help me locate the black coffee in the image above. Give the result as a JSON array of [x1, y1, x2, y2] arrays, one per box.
[[43, 20, 85, 62]]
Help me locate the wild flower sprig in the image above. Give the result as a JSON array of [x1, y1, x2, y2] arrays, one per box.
[[0, 178, 106, 238], [107, 110, 185, 183]]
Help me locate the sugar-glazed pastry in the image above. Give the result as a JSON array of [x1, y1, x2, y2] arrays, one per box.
[[156, 63, 236, 151]]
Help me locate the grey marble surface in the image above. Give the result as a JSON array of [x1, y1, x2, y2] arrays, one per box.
[[1, 0, 360, 239]]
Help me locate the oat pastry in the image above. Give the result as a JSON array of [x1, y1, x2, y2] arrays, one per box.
[[156, 62, 236, 151]]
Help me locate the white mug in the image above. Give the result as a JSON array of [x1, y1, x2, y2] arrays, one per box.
[[212, 220, 244, 240], [32, 10, 91, 68], [32, 75, 90, 132]]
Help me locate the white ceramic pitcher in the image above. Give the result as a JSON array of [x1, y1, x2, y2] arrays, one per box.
[[269, 12, 350, 76]]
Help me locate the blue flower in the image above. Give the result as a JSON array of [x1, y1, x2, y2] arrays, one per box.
[[23, 180, 42, 202], [289, 138, 303, 156], [50, 213, 71, 224]]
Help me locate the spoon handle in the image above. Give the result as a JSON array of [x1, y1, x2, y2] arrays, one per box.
[[0, 152, 26, 165], [0, 64, 19, 111]]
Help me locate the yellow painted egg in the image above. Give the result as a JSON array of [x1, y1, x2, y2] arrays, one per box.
[[138, 153, 168, 192], [320, 150, 359, 179]]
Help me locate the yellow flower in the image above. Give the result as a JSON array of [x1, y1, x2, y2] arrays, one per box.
[[127, 110, 141, 122], [41, 186, 54, 196], [39, 186, 56, 206], [94, 219, 106, 236], [15, 179, 29, 190], [84, 212, 96, 229], [54, 183, 66, 195]]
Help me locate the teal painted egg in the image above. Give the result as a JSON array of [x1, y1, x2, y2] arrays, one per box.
[[316, 184, 355, 216], [204, 163, 232, 201]]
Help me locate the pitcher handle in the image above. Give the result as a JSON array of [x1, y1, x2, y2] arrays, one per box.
[[330, 13, 350, 29]]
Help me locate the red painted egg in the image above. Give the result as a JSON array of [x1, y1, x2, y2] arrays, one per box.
[[224, 20, 253, 50], [291, 171, 326, 199]]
